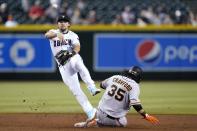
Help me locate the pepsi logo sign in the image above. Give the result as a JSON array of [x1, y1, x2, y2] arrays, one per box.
[[136, 40, 161, 65]]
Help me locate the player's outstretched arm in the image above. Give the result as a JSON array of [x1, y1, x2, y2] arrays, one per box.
[[45, 31, 64, 42], [45, 31, 57, 39], [132, 104, 159, 125]]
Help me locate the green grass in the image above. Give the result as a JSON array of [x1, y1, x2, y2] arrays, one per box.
[[0, 81, 196, 114]]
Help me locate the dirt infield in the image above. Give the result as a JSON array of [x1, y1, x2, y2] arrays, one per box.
[[0, 114, 196, 131]]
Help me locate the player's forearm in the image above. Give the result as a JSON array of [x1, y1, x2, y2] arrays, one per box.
[[66, 45, 80, 58], [45, 31, 58, 39], [73, 44, 80, 53], [132, 104, 147, 117]]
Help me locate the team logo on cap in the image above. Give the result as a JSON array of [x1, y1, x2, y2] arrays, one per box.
[[136, 40, 161, 65]]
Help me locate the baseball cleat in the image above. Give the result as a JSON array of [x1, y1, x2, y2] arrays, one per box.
[[88, 87, 101, 96], [87, 108, 97, 121], [74, 119, 97, 128], [74, 121, 87, 128]]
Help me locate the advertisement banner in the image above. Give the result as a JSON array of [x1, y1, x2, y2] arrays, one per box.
[[0, 34, 55, 72], [94, 34, 197, 72]]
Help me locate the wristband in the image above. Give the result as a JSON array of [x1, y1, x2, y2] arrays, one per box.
[[139, 110, 147, 118]]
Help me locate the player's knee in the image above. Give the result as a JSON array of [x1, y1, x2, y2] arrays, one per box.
[[118, 117, 127, 127]]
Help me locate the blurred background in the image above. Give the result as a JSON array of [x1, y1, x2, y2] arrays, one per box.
[[0, 0, 197, 81], [1, 0, 197, 25]]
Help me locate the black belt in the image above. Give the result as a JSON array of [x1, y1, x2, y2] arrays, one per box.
[[99, 109, 119, 120], [107, 114, 119, 120]]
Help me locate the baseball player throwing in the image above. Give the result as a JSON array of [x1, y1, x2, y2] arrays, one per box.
[[75, 66, 159, 127], [45, 15, 100, 121]]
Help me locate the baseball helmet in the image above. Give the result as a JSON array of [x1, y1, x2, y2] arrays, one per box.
[[122, 66, 143, 83], [57, 15, 70, 23]]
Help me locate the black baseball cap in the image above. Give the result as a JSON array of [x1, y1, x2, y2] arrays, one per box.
[[57, 15, 70, 23]]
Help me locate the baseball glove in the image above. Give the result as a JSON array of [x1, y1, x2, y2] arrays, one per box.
[[55, 50, 71, 65]]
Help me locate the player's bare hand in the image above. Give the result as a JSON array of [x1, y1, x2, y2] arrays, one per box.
[[57, 33, 64, 42], [144, 114, 159, 125]]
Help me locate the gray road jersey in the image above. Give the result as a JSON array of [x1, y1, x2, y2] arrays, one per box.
[[98, 75, 141, 118]]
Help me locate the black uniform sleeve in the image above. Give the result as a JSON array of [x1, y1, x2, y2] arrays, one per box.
[[133, 104, 147, 118]]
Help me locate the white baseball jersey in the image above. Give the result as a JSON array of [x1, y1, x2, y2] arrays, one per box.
[[46, 28, 96, 117], [98, 75, 141, 118], [48, 29, 80, 63]]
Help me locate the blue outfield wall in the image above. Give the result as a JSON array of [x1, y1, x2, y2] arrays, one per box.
[[94, 34, 197, 72], [0, 34, 55, 72], [0, 32, 197, 80]]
